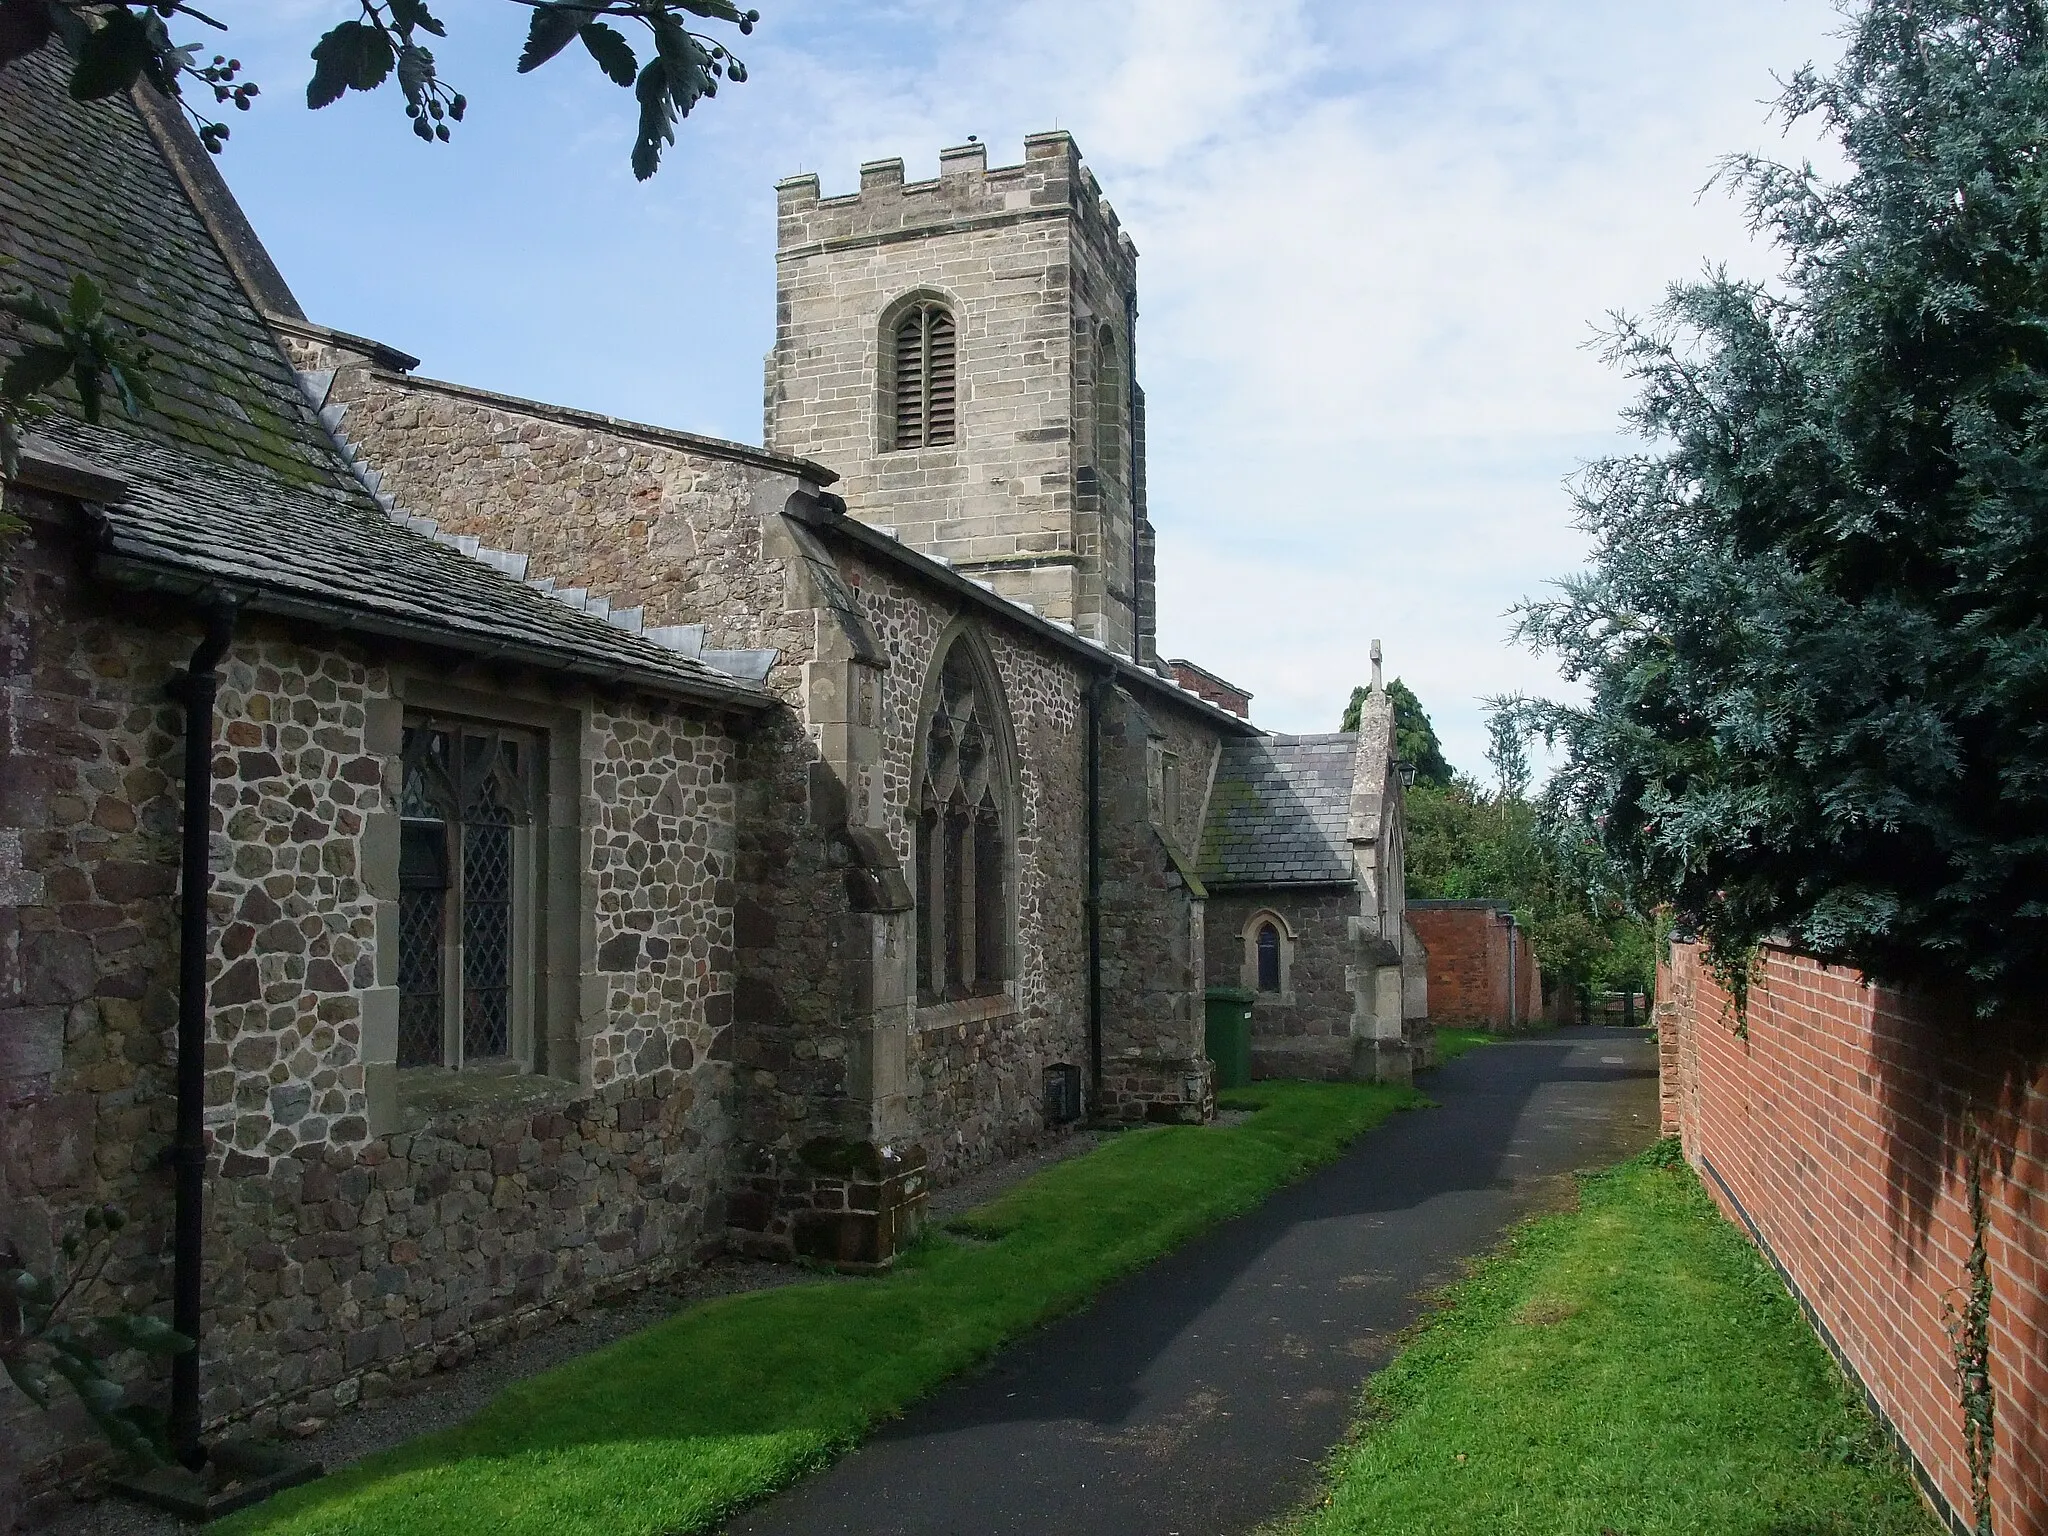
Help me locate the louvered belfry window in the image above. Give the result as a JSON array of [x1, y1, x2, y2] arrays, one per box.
[[892, 301, 958, 450]]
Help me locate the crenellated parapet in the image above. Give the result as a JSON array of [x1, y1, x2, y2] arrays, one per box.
[[774, 132, 1137, 276], [767, 131, 1150, 658]]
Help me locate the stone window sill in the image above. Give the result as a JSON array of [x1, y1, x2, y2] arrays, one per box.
[[915, 992, 1018, 1031], [393, 1064, 580, 1134]]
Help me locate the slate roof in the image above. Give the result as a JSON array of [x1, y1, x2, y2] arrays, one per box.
[[1197, 733, 1359, 888], [0, 48, 767, 710]]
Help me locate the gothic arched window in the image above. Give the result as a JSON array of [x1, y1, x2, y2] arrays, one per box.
[[915, 636, 1011, 1004], [1243, 909, 1292, 999], [890, 300, 958, 450], [1256, 923, 1281, 992]]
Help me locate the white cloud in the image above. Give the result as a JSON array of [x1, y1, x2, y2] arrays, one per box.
[[199, 0, 1851, 775]]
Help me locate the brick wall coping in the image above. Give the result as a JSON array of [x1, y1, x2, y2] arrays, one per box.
[[363, 369, 840, 486], [791, 496, 1261, 738]]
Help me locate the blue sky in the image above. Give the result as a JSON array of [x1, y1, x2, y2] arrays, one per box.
[[195, 0, 1848, 779]]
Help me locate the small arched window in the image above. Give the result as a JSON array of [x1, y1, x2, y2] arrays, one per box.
[[891, 301, 958, 450], [1256, 922, 1282, 993], [915, 635, 1012, 1003]]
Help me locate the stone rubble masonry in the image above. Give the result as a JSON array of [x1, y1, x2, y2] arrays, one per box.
[[1094, 685, 1213, 1125], [766, 133, 1150, 658], [1194, 685, 1434, 1086], [1406, 902, 1544, 1032], [1659, 941, 2048, 1536], [280, 332, 1229, 1235], [1, 494, 742, 1520], [1205, 889, 1359, 1081]]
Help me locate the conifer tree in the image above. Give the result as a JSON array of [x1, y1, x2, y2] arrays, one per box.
[[1514, 0, 2048, 1014]]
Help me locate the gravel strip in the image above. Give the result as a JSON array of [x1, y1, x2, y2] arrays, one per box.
[[42, 1130, 1126, 1533]]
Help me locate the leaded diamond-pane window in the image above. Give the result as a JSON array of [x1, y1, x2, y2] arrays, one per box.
[[915, 637, 1011, 1006], [397, 719, 537, 1071], [462, 783, 514, 1061]]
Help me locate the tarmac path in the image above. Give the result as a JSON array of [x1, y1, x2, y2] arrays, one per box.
[[723, 1026, 1661, 1536]]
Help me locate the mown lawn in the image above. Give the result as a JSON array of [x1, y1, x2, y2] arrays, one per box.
[[222, 1079, 1425, 1536], [1431, 1027, 1496, 1064], [1277, 1144, 1941, 1536]]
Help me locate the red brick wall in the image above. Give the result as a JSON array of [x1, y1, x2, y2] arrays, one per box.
[[1661, 942, 2048, 1534], [1409, 905, 1542, 1031]]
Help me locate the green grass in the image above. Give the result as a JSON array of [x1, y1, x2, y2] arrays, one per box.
[[1431, 1027, 1496, 1064], [1277, 1143, 1941, 1536], [223, 1080, 1424, 1536]]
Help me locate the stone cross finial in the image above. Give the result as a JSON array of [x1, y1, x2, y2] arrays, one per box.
[[1371, 639, 1383, 692]]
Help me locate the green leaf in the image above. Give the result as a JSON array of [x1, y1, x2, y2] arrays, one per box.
[[74, 358, 102, 423], [3, 1267, 52, 1306], [387, 0, 446, 39], [0, 0, 55, 71], [1, 1349, 55, 1408], [0, 287, 63, 329], [0, 344, 71, 405], [69, 5, 153, 101], [519, 3, 593, 74], [65, 271, 103, 325], [97, 1314, 194, 1357], [579, 22, 637, 88], [108, 358, 153, 419], [307, 20, 392, 109], [396, 42, 435, 103], [632, 58, 675, 182]]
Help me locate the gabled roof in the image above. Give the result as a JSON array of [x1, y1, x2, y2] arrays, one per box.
[[0, 48, 767, 712], [37, 420, 769, 708], [791, 498, 1264, 738], [1198, 733, 1359, 888]]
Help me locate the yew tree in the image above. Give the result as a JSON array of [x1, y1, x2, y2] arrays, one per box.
[[1515, 0, 2048, 1013]]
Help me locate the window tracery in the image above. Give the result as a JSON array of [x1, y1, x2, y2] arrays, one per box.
[[915, 638, 1011, 1004], [397, 720, 537, 1070]]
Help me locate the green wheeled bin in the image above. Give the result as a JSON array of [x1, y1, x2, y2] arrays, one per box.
[[1204, 986, 1255, 1090]]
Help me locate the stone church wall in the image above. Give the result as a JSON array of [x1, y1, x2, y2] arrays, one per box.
[[1094, 687, 1213, 1123], [2, 503, 739, 1515], [267, 338, 1247, 1217], [1205, 889, 1359, 1080]]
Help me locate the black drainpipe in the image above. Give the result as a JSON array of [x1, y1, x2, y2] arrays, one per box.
[[1084, 674, 1109, 1112], [168, 600, 235, 1469]]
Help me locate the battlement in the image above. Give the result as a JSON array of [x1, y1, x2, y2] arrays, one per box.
[[775, 131, 1136, 268]]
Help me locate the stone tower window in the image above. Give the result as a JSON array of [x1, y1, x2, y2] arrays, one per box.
[[890, 300, 958, 450], [914, 635, 1012, 1004], [1094, 322, 1122, 484], [397, 719, 539, 1071]]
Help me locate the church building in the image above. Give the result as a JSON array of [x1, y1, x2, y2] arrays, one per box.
[[0, 52, 1429, 1515]]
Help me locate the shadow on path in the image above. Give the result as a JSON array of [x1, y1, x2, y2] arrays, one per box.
[[724, 1027, 1660, 1536]]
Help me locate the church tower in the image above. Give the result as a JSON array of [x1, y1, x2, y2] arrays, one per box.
[[767, 133, 1157, 659]]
